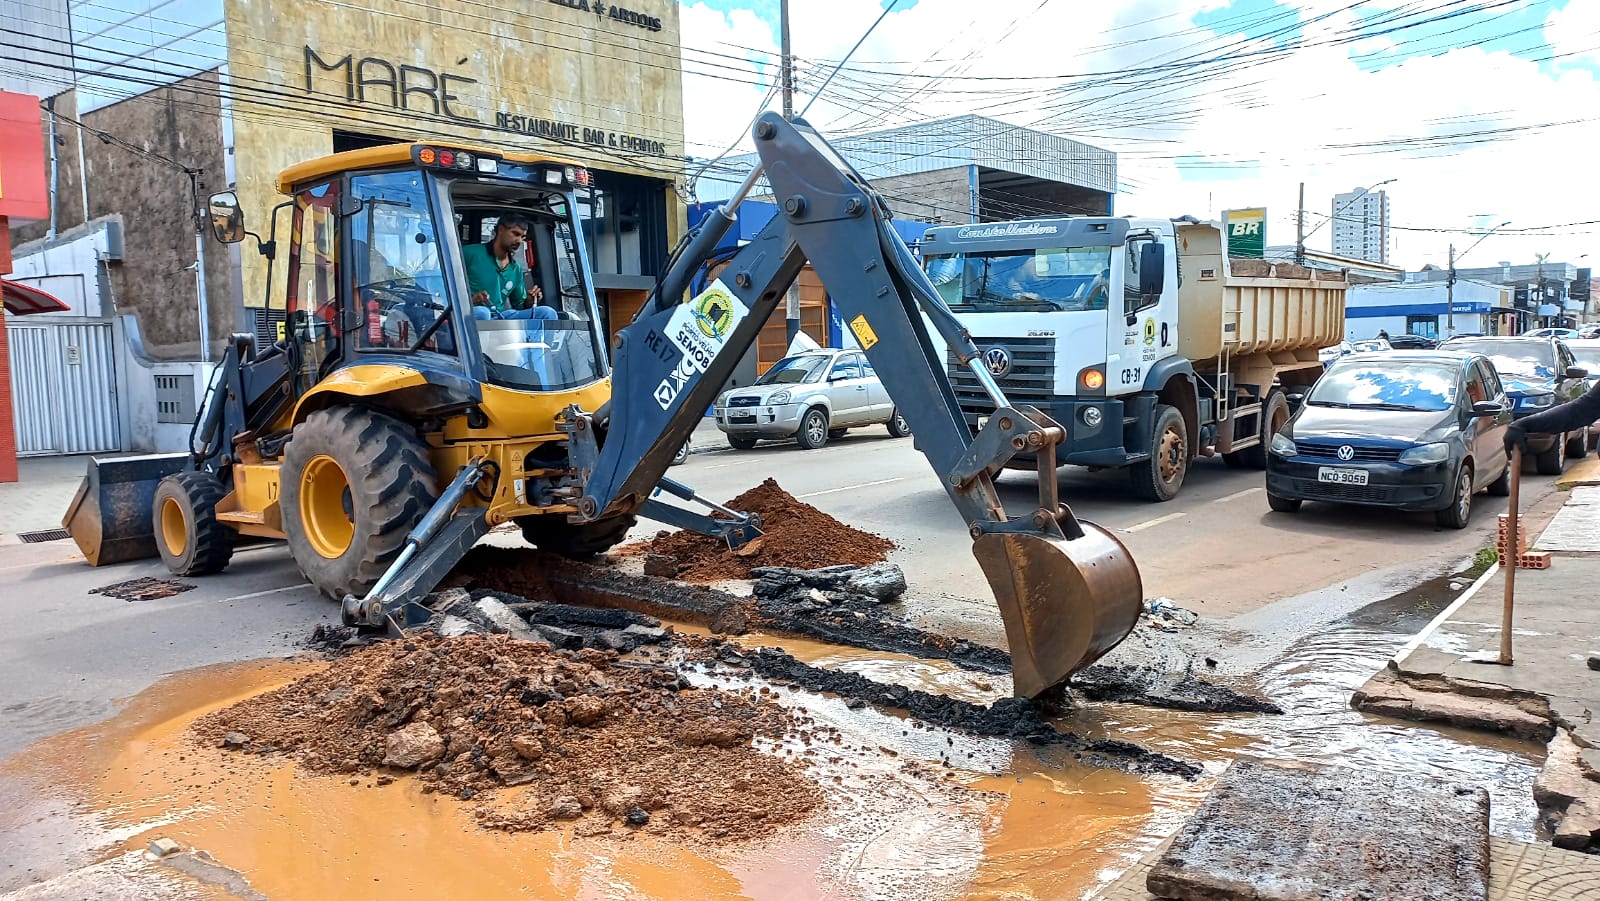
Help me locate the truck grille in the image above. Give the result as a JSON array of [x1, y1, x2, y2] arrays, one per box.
[[947, 337, 1057, 425], [1296, 442, 1404, 463]]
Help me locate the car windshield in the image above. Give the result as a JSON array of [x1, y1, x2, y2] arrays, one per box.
[[925, 246, 1113, 312], [756, 355, 829, 385], [1307, 360, 1459, 412], [1441, 339, 1556, 379]]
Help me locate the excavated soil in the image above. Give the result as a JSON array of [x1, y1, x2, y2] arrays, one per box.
[[634, 479, 894, 581], [193, 634, 822, 841]]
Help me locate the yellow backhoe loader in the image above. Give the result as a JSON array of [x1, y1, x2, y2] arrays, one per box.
[[64, 115, 1142, 698]]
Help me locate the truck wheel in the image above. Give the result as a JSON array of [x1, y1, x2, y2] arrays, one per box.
[[1267, 493, 1301, 513], [1535, 434, 1567, 476], [727, 434, 758, 450], [886, 409, 912, 438], [1130, 405, 1187, 502], [153, 471, 235, 576], [796, 407, 830, 449], [1435, 462, 1474, 529], [1231, 389, 1289, 470], [282, 407, 438, 601], [518, 513, 637, 559]]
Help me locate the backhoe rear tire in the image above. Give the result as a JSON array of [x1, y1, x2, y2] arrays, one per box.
[[517, 513, 637, 559], [153, 471, 235, 576], [282, 407, 438, 601]]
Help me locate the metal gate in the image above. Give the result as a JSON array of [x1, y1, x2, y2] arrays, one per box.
[[6, 321, 121, 456]]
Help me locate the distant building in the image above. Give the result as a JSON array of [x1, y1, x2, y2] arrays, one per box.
[[696, 114, 1117, 224], [1331, 188, 1391, 264], [1407, 261, 1588, 330], [1345, 280, 1511, 342]]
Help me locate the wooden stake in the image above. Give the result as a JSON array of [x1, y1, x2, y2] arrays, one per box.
[[1500, 446, 1520, 666]]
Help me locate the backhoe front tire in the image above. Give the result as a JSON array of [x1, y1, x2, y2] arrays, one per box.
[[282, 407, 438, 601], [518, 514, 637, 559], [153, 471, 235, 576], [1130, 405, 1187, 502]]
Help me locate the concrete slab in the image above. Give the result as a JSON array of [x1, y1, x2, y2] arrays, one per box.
[[1144, 759, 1489, 901], [1557, 460, 1600, 491], [1534, 500, 1600, 552], [1104, 836, 1600, 901]]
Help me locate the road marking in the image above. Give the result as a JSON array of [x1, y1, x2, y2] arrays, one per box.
[[217, 582, 313, 603], [798, 478, 904, 499], [1215, 486, 1265, 504], [1391, 564, 1498, 667], [1121, 511, 1187, 533]]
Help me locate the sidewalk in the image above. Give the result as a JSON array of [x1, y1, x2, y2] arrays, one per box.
[[0, 454, 95, 542], [1354, 455, 1600, 850]]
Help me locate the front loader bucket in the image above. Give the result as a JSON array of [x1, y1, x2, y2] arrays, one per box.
[[62, 453, 190, 566], [974, 521, 1143, 698]]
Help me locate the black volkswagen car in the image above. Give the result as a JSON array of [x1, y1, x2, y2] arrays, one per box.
[[1438, 335, 1590, 474], [1265, 351, 1513, 528]]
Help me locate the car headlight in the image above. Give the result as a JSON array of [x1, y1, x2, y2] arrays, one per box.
[[1269, 433, 1297, 457], [768, 390, 791, 404], [1398, 442, 1451, 465], [1520, 393, 1555, 409]]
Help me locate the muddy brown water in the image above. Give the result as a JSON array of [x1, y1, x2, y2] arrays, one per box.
[[0, 574, 1543, 900]]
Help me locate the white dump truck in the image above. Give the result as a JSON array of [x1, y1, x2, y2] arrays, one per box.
[[921, 216, 1347, 500]]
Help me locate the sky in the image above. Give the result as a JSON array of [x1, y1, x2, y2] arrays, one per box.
[[676, 0, 1599, 273]]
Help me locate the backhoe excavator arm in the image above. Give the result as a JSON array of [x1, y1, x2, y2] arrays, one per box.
[[565, 113, 1143, 697]]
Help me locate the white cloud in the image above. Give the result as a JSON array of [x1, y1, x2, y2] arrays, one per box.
[[679, 0, 1600, 269]]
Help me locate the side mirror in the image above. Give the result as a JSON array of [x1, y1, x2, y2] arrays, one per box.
[[207, 192, 245, 244], [1470, 400, 1506, 417], [1286, 392, 1306, 406], [1138, 242, 1165, 297], [1568, 366, 1589, 379]]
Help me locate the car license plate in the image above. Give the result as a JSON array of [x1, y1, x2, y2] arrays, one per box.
[[1316, 467, 1368, 486], [729, 414, 756, 424]]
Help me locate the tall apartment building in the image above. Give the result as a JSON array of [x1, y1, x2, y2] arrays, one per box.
[[1331, 188, 1391, 264]]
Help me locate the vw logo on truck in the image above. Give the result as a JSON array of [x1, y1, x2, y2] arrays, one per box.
[[984, 346, 1013, 378]]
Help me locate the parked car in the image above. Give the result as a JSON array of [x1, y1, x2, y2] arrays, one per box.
[[1438, 335, 1591, 473], [1566, 338, 1600, 389], [1579, 324, 1600, 340], [1384, 333, 1437, 350], [1319, 341, 1354, 368], [1526, 327, 1582, 340], [672, 439, 691, 465], [1265, 351, 1512, 528], [714, 349, 913, 449], [1350, 338, 1392, 353]]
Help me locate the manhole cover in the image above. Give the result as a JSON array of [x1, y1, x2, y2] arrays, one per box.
[[90, 577, 196, 602], [17, 529, 71, 543]]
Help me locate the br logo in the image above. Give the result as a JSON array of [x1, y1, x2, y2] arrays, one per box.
[[1143, 317, 1157, 345], [692, 289, 736, 340]]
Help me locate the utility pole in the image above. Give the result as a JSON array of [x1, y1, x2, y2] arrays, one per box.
[[188, 170, 211, 363], [1294, 182, 1305, 265], [780, 0, 801, 344], [1446, 243, 1456, 339]]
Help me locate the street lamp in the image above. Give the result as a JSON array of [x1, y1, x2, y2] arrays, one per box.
[[1447, 220, 1511, 339], [1296, 178, 1397, 264]]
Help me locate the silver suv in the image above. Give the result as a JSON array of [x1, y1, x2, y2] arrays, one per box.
[[714, 349, 912, 449]]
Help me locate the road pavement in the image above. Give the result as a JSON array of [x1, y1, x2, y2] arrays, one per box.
[[0, 423, 1568, 760]]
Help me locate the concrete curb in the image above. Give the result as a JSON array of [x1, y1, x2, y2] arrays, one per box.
[[1390, 562, 1499, 670]]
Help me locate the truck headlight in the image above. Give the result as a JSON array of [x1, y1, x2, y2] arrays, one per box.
[[1398, 442, 1450, 465], [769, 390, 791, 404], [1269, 433, 1297, 457], [1081, 406, 1103, 427], [1520, 393, 1555, 409]]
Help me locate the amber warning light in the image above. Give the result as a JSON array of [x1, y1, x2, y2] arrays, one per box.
[[412, 145, 500, 174]]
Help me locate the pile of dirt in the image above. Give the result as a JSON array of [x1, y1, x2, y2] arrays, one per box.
[[193, 634, 822, 841], [635, 479, 894, 581]]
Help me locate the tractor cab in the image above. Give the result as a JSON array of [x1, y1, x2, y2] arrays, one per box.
[[210, 143, 608, 406]]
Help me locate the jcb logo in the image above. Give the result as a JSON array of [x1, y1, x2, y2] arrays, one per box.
[[1230, 221, 1261, 236], [654, 357, 698, 410]]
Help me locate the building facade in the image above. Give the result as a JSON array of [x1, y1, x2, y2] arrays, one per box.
[[1406, 261, 1589, 330], [697, 114, 1117, 223], [2, 0, 686, 454], [1345, 280, 1511, 342], [1331, 187, 1391, 264]]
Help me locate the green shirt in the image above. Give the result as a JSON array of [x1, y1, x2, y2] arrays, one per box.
[[462, 243, 527, 314]]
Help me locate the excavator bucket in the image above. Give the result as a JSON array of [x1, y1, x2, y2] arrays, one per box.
[[974, 522, 1143, 698], [62, 453, 189, 566]]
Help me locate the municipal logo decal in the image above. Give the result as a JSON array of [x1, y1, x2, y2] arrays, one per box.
[[692, 288, 736, 340]]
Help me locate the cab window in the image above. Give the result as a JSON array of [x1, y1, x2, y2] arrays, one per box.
[[348, 170, 453, 354], [285, 180, 340, 391], [1464, 362, 1488, 404]]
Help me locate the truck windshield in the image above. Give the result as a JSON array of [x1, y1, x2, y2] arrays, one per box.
[[925, 247, 1112, 312]]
